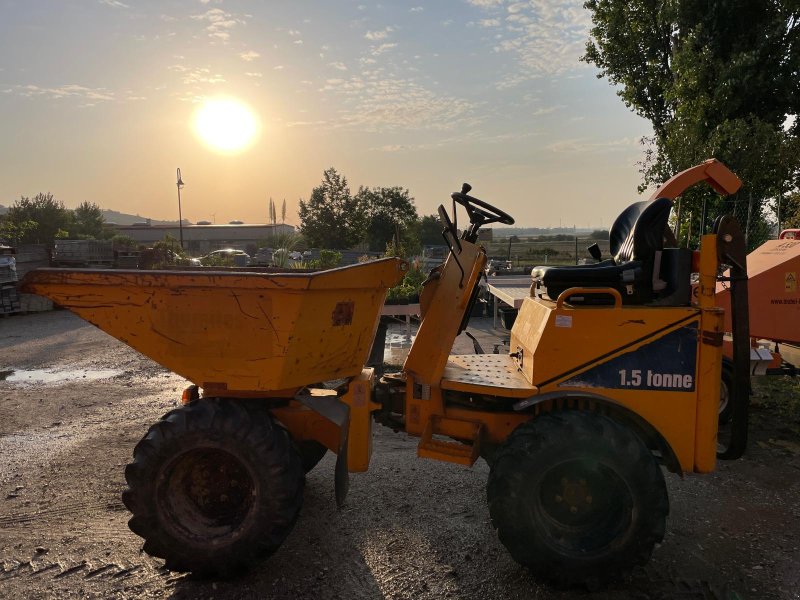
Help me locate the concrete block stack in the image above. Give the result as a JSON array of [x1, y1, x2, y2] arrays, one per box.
[[0, 245, 20, 314]]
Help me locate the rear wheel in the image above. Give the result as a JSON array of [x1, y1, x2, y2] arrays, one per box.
[[487, 410, 668, 588], [122, 399, 304, 576]]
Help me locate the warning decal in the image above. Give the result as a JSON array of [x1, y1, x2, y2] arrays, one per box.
[[785, 272, 797, 293], [558, 324, 698, 392]]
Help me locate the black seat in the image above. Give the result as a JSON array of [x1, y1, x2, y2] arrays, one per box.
[[532, 197, 686, 305]]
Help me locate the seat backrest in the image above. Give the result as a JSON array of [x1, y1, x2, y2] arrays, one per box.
[[610, 197, 674, 263]]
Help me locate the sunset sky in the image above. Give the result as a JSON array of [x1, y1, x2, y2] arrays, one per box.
[[0, 0, 654, 229]]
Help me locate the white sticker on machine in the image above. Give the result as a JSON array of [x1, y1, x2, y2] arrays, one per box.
[[555, 315, 572, 328]]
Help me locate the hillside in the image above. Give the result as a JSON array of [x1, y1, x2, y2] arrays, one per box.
[[0, 204, 180, 225]]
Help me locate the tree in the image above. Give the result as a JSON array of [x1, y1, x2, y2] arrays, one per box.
[[583, 1, 800, 246], [0, 217, 37, 246], [416, 214, 445, 246], [298, 168, 366, 248], [71, 201, 105, 239], [356, 186, 419, 252], [6, 192, 72, 245], [780, 189, 800, 229]]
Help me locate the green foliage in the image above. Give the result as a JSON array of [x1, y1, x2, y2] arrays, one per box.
[[272, 248, 290, 268], [6, 192, 72, 245], [583, 1, 800, 247], [402, 264, 425, 290], [356, 185, 419, 253], [315, 249, 342, 269], [0, 218, 37, 245], [782, 191, 800, 229], [298, 168, 366, 249], [383, 238, 408, 259], [303, 250, 342, 270], [386, 264, 425, 304], [258, 231, 300, 253], [148, 235, 192, 268], [416, 214, 444, 246], [201, 254, 234, 267], [71, 201, 104, 239], [110, 234, 138, 248]]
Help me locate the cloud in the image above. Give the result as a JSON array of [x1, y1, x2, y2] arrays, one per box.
[[470, 0, 592, 77], [245, 72, 263, 78], [365, 27, 393, 41], [531, 105, 563, 116], [99, 0, 129, 8], [547, 137, 637, 154], [329, 62, 348, 71], [191, 8, 247, 42], [371, 42, 397, 56], [239, 50, 260, 61], [410, 6, 424, 12], [286, 120, 328, 127], [319, 75, 476, 132], [169, 65, 226, 85], [372, 129, 540, 153], [5, 83, 115, 102]]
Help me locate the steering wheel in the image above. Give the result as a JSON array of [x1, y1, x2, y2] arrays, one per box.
[[451, 183, 515, 226]]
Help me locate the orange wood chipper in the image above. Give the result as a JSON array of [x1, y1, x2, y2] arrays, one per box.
[[20, 159, 751, 588]]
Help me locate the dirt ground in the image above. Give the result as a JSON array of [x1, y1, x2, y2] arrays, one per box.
[[1, 310, 799, 600]]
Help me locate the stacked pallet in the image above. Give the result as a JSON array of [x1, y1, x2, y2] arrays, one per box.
[[14, 245, 53, 313], [53, 239, 114, 267]]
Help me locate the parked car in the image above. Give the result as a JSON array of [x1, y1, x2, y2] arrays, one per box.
[[200, 248, 250, 266], [485, 259, 512, 276]]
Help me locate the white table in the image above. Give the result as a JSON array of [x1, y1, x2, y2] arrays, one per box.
[[381, 303, 421, 339], [487, 277, 531, 329]]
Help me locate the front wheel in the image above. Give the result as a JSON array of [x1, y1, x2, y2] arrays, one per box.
[[122, 399, 304, 576], [487, 411, 668, 588]]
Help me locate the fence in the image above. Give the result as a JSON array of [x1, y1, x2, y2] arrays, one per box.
[[485, 237, 610, 268]]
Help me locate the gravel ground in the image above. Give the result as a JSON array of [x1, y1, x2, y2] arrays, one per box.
[[1, 310, 799, 600]]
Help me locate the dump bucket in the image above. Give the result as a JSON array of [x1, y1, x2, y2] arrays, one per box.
[[21, 258, 407, 395]]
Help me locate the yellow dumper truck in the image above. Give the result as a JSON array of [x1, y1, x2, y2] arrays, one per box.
[[21, 159, 750, 587]]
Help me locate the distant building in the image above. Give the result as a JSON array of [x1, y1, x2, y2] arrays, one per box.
[[109, 222, 295, 256]]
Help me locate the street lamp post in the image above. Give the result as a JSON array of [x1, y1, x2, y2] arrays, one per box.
[[176, 168, 185, 250]]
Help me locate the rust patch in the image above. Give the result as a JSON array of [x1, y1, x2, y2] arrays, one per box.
[[701, 330, 724, 347], [331, 301, 354, 326]]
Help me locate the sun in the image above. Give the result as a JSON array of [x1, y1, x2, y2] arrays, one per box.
[[193, 98, 259, 153]]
